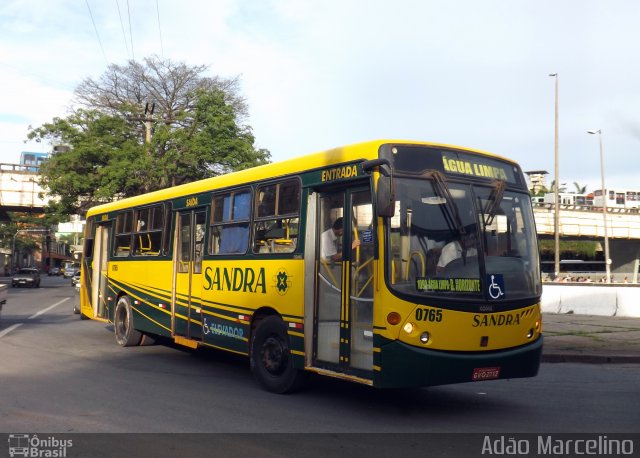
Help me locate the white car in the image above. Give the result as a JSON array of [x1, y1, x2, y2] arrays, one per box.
[[63, 266, 78, 278]]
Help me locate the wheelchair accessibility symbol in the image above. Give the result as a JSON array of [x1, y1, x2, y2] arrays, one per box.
[[487, 274, 505, 300]]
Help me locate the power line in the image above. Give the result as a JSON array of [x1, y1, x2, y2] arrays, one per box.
[[127, 0, 135, 61], [85, 0, 109, 65], [156, 0, 164, 57], [115, 0, 131, 60]]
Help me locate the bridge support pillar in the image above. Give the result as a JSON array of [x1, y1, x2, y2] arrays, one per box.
[[609, 239, 640, 277]]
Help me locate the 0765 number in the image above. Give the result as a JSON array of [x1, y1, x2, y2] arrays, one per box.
[[415, 307, 443, 322]]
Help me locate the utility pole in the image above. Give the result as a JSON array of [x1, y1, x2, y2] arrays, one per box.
[[549, 73, 561, 279], [128, 102, 155, 148]]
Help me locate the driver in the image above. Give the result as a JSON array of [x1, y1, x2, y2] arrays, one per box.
[[436, 232, 477, 273]]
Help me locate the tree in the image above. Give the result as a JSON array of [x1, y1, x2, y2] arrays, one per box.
[[28, 56, 271, 215], [573, 182, 588, 194], [550, 180, 567, 193]]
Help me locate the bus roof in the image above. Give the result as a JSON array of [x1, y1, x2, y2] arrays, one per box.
[[86, 139, 514, 217]]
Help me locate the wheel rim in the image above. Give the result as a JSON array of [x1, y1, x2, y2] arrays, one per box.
[[116, 305, 128, 337], [260, 335, 288, 376]]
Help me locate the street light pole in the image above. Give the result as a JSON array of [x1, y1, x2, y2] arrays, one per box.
[[549, 73, 560, 279], [588, 129, 611, 283]]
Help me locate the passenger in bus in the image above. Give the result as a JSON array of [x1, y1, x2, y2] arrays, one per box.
[[320, 217, 360, 263], [436, 232, 477, 273]]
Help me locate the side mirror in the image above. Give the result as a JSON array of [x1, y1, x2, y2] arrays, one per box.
[[376, 176, 395, 217], [361, 158, 396, 218]]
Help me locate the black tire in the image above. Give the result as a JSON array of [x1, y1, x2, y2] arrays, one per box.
[[114, 296, 142, 347], [250, 315, 303, 394]]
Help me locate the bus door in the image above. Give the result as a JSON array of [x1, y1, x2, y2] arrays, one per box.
[[172, 209, 207, 340], [91, 223, 110, 319], [313, 187, 374, 374]]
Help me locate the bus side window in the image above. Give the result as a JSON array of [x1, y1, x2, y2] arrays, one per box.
[[132, 205, 163, 256], [210, 189, 251, 255], [114, 211, 133, 257], [219, 226, 249, 253], [252, 180, 300, 254]]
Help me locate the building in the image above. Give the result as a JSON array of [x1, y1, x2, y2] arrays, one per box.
[[525, 170, 549, 195], [20, 152, 50, 172]]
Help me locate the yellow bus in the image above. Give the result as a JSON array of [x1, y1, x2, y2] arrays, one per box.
[[79, 140, 543, 392]]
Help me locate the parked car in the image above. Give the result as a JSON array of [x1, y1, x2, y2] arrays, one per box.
[[48, 267, 61, 276], [12, 268, 41, 288], [71, 271, 81, 287], [63, 264, 79, 278]]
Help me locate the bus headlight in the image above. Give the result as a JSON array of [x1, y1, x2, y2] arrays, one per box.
[[403, 322, 415, 334], [420, 332, 430, 344], [526, 328, 534, 339]]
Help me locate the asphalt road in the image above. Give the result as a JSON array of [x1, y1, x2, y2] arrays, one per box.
[[1, 276, 639, 437]]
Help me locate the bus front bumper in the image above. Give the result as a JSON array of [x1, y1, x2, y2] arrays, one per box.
[[374, 336, 543, 389]]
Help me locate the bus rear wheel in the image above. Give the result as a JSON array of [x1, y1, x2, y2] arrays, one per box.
[[114, 296, 142, 347], [250, 315, 303, 394]]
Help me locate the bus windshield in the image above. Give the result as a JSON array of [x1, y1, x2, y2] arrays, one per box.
[[387, 176, 541, 302]]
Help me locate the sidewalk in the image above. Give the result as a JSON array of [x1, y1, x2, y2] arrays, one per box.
[[542, 313, 640, 363]]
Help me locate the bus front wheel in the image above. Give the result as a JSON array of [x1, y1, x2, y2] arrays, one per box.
[[114, 296, 142, 347], [250, 315, 303, 394]]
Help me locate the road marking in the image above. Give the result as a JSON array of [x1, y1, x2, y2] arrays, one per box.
[[0, 324, 21, 339], [28, 299, 69, 319], [0, 297, 70, 338]]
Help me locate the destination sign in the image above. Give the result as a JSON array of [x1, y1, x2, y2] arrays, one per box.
[[389, 145, 523, 186]]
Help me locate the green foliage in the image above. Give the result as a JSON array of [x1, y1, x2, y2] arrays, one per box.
[[539, 239, 599, 259], [29, 110, 143, 213], [28, 56, 271, 216], [532, 186, 547, 197], [573, 182, 588, 194], [548, 180, 566, 193]]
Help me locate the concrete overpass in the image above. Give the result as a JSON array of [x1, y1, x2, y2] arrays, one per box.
[[0, 163, 48, 218], [533, 203, 640, 274]]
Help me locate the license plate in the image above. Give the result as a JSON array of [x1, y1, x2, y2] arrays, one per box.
[[472, 367, 501, 381]]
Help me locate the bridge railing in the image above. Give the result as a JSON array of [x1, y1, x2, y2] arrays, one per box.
[[0, 163, 41, 172], [543, 271, 636, 284], [533, 202, 640, 214]]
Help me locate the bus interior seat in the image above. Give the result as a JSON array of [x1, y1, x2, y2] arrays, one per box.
[[137, 233, 160, 256]]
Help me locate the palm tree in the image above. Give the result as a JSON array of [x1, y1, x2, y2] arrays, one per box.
[[573, 182, 587, 194], [549, 180, 567, 193]]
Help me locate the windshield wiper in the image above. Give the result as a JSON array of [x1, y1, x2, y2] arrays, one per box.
[[484, 179, 506, 226], [427, 170, 466, 238]]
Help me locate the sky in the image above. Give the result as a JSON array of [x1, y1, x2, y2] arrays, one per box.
[[1, 0, 639, 193]]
